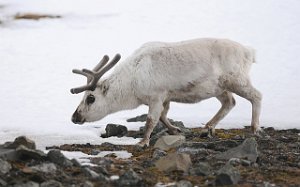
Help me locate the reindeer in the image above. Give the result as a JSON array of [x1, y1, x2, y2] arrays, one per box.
[[71, 38, 262, 147]]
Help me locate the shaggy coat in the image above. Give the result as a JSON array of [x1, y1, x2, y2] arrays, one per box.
[[72, 38, 262, 146]]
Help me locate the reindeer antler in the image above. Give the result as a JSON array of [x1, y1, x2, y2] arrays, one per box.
[[70, 54, 121, 94]]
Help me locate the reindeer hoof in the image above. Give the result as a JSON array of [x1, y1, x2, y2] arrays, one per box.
[[253, 127, 266, 138], [137, 139, 149, 148], [207, 126, 215, 138]]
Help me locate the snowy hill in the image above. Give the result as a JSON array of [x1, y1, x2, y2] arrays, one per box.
[[0, 0, 299, 149]]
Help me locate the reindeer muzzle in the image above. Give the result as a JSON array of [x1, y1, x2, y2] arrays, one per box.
[[71, 110, 85, 124]]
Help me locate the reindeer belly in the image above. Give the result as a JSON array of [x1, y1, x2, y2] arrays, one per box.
[[169, 79, 223, 104]]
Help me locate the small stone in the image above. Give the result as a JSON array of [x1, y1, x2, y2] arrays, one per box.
[[4, 136, 36, 150], [117, 169, 143, 187], [40, 180, 63, 187], [152, 149, 167, 161], [47, 149, 73, 167], [104, 124, 128, 138], [30, 163, 57, 173], [189, 162, 211, 176], [16, 145, 47, 161], [0, 158, 12, 174], [127, 114, 148, 122], [176, 180, 193, 187], [155, 152, 192, 173], [215, 138, 258, 162], [215, 164, 240, 186], [154, 135, 186, 151]]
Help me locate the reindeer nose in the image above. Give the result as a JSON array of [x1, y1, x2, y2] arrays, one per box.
[[72, 110, 85, 124]]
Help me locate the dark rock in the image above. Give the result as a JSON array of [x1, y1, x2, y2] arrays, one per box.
[[127, 114, 148, 122], [155, 152, 192, 172], [0, 148, 18, 160], [82, 167, 106, 180], [140, 119, 189, 136], [189, 162, 211, 176], [71, 158, 81, 167], [47, 149, 73, 167], [91, 149, 100, 155], [104, 153, 117, 158], [168, 120, 191, 134], [95, 166, 109, 175], [154, 135, 186, 151], [207, 140, 240, 151], [152, 149, 167, 161], [176, 180, 193, 187], [149, 129, 169, 146], [100, 142, 122, 150], [0, 179, 7, 186], [4, 136, 36, 150], [215, 138, 258, 162], [179, 142, 208, 149], [16, 145, 47, 161], [40, 180, 63, 187], [117, 169, 143, 187], [0, 158, 12, 174], [215, 164, 240, 186], [102, 124, 128, 138]]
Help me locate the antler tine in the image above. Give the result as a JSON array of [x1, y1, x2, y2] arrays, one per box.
[[70, 54, 121, 94], [95, 54, 121, 79], [93, 55, 109, 72], [70, 69, 95, 94]]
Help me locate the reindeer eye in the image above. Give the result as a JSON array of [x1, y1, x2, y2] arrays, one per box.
[[86, 94, 95, 105]]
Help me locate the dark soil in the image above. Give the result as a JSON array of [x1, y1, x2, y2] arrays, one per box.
[[1, 126, 300, 187], [14, 13, 61, 20], [49, 127, 300, 186]]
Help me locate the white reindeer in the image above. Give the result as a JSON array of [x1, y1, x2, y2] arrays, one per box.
[[71, 38, 262, 147]]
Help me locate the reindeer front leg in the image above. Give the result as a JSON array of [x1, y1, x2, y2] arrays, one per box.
[[137, 98, 164, 147]]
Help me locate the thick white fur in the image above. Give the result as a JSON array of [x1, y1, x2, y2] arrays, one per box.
[[76, 38, 262, 146]]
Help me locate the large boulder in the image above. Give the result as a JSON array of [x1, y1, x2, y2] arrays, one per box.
[[4, 136, 36, 150], [215, 164, 240, 186], [154, 135, 186, 151], [215, 138, 258, 162], [16, 145, 47, 161], [189, 162, 212, 176], [155, 152, 192, 173], [47, 149, 73, 167]]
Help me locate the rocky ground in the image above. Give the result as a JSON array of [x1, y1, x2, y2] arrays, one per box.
[[1, 115, 300, 187]]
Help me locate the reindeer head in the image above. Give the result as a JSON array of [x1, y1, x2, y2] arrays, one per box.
[[70, 54, 121, 124]]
